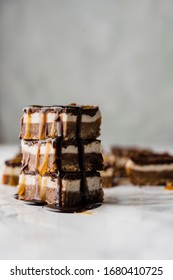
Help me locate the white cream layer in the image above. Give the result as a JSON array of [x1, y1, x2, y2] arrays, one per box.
[[86, 176, 100, 191], [62, 179, 80, 192], [21, 140, 55, 155], [62, 176, 100, 192], [126, 159, 173, 172], [19, 174, 100, 192], [23, 110, 101, 124], [62, 141, 101, 154], [21, 140, 101, 155], [3, 166, 21, 176], [19, 174, 57, 189]]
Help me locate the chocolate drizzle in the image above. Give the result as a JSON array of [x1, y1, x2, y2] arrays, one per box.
[[14, 193, 18, 200], [54, 107, 63, 137], [56, 137, 63, 208], [76, 107, 89, 203], [24, 199, 47, 206], [44, 202, 102, 213], [39, 108, 49, 139], [24, 108, 32, 139], [21, 151, 30, 171]]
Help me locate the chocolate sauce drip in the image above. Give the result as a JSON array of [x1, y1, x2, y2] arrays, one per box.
[[76, 107, 89, 202], [23, 104, 98, 117], [57, 175, 62, 208], [24, 199, 47, 206], [39, 108, 48, 139], [19, 116, 24, 139], [21, 152, 30, 171], [56, 138, 63, 207], [54, 107, 63, 137], [44, 202, 102, 213], [24, 107, 32, 139], [14, 193, 18, 200]]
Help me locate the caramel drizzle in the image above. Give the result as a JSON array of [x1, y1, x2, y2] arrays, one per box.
[[39, 110, 47, 140], [57, 176, 62, 205], [34, 174, 42, 200], [38, 141, 51, 176], [18, 173, 26, 197], [9, 168, 14, 185], [24, 110, 31, 139]]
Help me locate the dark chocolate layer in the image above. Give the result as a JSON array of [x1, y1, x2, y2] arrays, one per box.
[[111, 146, 153, 158], [130, 152, 173, 165], [23, 104, 99, 117], [20, 120, 101, 140]]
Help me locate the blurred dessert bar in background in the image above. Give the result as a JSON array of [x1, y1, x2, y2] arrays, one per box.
[[101, 153, 116, 188], [126, 151, 173, 186], [2, 152, 22, 186], [101, 146, 154, 187], [111, 146, 153, 178]]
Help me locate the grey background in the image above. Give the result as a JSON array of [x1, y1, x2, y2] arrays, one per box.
[[0, 0, 173, 149]]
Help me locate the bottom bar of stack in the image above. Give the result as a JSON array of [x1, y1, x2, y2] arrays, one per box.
[[18, 171, 103, 209]]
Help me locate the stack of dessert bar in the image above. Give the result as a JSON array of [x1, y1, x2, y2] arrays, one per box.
[[18, 104, 103, 211]]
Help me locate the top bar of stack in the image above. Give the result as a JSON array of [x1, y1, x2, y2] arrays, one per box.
[[20, 104, 101, 140]]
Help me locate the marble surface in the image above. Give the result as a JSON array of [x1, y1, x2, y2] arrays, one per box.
[[1, 145, 173, 260]]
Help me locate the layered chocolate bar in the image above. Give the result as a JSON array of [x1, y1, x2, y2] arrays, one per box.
[[126, 151, 173, 186], [18, 171, 103, 208], [21, 139, 103, 174], [111, 146, 153, 177], [101, 153, 116, 188], [2, 153, 22, 186], [20, 105, 101, 140]]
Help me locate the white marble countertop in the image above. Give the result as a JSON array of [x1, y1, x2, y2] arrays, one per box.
[[1, 145, 173, 260]]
